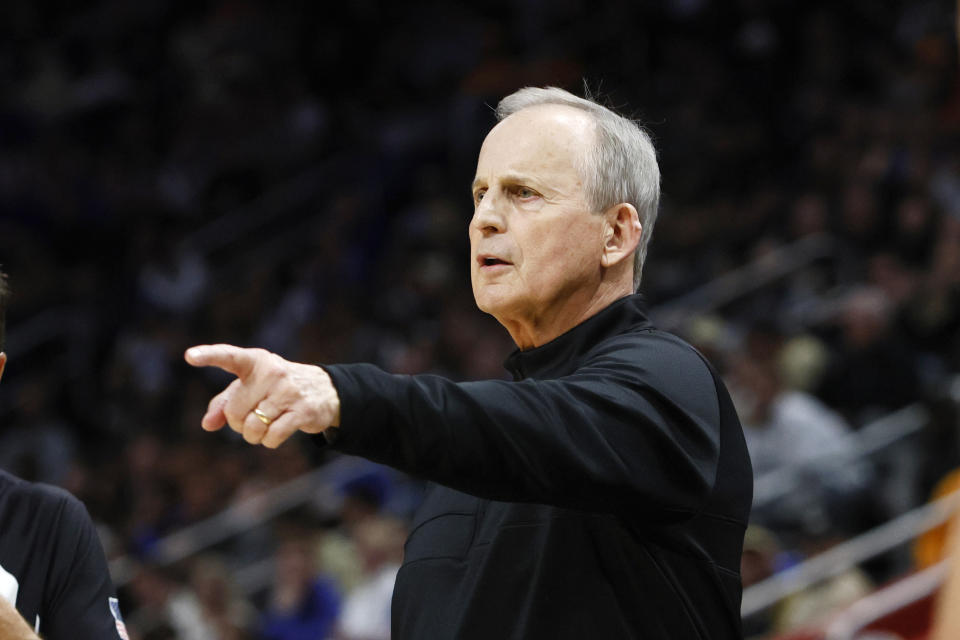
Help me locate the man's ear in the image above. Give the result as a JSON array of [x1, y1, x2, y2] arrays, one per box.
[[600, 203, 642, 269], [0, 353, 6, 383]]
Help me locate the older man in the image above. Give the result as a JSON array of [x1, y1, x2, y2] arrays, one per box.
[[0, 271, 129, 639], [188, 87, 752, 638]]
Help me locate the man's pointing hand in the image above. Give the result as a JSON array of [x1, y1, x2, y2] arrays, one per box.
[[185, 344, 340, 448]]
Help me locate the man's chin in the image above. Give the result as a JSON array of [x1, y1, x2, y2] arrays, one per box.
[[473, 291, 515, 318]]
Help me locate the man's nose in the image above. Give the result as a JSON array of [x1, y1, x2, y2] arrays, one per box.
[[472, 195, 506, 234]]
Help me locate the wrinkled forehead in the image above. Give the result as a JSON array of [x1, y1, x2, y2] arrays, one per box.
[[476, 104, 596, 180]]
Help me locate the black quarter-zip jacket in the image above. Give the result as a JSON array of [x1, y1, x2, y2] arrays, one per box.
[[322, 295, 753, 639]]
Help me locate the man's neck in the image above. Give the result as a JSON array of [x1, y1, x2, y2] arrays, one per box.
[[500, 283, 634, 350]]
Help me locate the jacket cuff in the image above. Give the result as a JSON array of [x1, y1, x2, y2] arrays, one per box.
[[313, 363, 388, 456]]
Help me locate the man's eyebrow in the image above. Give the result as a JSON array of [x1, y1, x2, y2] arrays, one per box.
[[471, 173, 538, 191], [500, 173, 536, 186]]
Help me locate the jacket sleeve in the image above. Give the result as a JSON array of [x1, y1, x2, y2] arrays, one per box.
[[323, 339, 723, 520]]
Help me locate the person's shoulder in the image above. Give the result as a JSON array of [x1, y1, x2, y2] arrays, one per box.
[[588, 326, 723, 403], [6, 474, 73, 505], [0, 468, 24, 493], [0, 470, 90, 525], [594, 325, 714, 373]]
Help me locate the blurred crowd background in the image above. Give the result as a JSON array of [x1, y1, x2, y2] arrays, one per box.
[[1, 0, 958, 638]]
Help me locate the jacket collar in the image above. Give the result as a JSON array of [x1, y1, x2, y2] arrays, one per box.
[[503, 294, 652, 380]]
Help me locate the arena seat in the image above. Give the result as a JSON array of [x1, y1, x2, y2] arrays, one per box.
[[858, 589, 935, 639]]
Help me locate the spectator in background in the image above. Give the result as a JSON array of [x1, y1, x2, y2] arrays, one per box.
[[772, 547, 874, 634], [187, 555, 256, 639], [338, 473, 391, 532], [817, 287, 921, 426], [0, 373, 75, 486], [136, 222, 210, 318], [837, 181, 887, 258], [316, 470, 393, 596], [892, 191, 937, 268], [260, 533, 341, 640], [126, 563, 215, 640], [336, 516, 406, 640], [729, 343, 872, 536], [900, 215, 960, 373]]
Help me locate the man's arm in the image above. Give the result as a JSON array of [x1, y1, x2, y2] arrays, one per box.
[[35, 488, 125, 640], [187, 339, 733, 521], [0, 597, 38, 640], [321, 347, 721, 519]]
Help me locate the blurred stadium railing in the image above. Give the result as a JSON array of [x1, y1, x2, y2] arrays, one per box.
[[650, 233, 836, 331], [821, 560, 946, 640], [744, 375, 960, 639], [108, 455, 370, 588], [743, 484, 960, 618], [753, 403, 930, 508]]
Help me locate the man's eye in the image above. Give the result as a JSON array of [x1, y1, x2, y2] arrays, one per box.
[[517, 188, 536, 199], [475, 190, 486, 203]]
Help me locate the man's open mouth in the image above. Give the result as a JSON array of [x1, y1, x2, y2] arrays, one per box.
[[478, 254, 511, 267]]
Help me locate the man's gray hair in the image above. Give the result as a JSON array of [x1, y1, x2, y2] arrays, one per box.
[[496, 87, 660, 291]]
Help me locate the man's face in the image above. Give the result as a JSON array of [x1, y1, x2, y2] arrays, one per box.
[[469, 105, 605, 340]]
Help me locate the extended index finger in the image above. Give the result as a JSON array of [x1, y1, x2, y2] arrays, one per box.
[[185, 344, 259, 379]]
